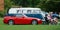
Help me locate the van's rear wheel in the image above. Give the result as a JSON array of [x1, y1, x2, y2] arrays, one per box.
[[32, 20, 37, 25], [8, 20, 14, 25]]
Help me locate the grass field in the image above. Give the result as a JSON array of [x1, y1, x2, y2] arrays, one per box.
[[0, 18, 60, 30]]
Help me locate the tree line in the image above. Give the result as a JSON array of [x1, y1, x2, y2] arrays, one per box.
[[0, 0, 60, 17], [5, 0, 60, 12]]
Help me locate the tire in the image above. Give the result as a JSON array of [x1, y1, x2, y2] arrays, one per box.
[[32, 20, 37, 25], [8, 20, 14, 25]]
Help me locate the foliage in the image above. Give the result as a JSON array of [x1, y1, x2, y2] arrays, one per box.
[[4, 0, 13, 10], [4, 0, 60, 12], [0, 0, 60, 17], [0, 11, 4, 17]]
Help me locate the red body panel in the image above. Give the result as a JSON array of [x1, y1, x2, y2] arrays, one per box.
[[3, 16, 42, 25]]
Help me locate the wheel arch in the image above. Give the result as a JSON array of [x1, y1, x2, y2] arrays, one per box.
[[8, 19, 14, 24], [31, 19, 38, 24]]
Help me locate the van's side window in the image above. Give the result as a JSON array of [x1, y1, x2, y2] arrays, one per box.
[[17, 10, 22, 13], [36, 10, 40, 13], [22, 10, 27, 14], [33, 10, 40, 14], [27, 10, 31, 14], [17, 10, 19, 13]]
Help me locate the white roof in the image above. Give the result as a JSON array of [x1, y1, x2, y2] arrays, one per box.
[[8, 8, 41, 14], [9, 8, 41, 10]]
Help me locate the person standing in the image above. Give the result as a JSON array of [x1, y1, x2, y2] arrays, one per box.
[[45, 14, 49, 24], [47, 12, 53, 24]]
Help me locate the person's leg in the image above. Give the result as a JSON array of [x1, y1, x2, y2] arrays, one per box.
[[46, 20, 49, 24], [49, 19, 54, 25]]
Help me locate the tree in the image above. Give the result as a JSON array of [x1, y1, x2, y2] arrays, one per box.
[[5, 0, 60, 12], [5, 0, 12, 10]]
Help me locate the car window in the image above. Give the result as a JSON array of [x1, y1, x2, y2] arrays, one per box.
[[17, 10, 21, 13], [16, 14, 23, 17]]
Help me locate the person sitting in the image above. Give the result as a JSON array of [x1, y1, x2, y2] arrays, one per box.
[[52, 12, 58, 24]]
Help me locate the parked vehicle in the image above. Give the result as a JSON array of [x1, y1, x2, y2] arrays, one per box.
[[8, 8, 45, 21], [3, 14, 42, 25]]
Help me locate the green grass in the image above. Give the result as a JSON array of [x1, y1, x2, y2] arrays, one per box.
[[0, 18, 60, 30]]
